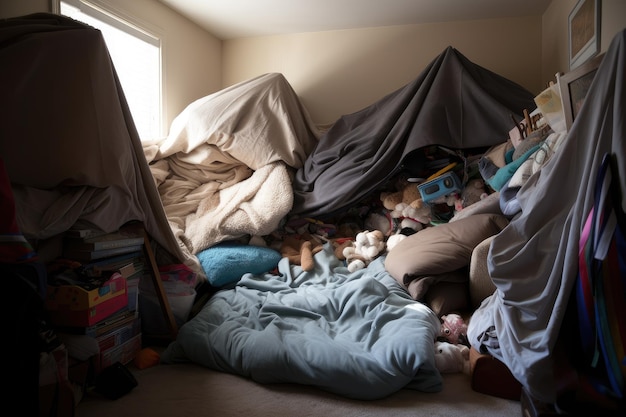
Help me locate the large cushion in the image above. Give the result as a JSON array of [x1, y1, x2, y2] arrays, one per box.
[[384, 213, 508, 300], [469, 235, 498, 308]]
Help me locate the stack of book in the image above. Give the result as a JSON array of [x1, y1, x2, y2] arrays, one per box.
[[62, 222, 145, 262], [47, 222, 150, 370]]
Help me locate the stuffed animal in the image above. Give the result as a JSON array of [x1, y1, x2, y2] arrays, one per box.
[[454, 178, 488, 213], [380, 176, 422, 211], [342, 230, 386, 272], [438, 313, 469, 346], [385, 226, 419, 253], [364, 211, 392, 236], [384, 233, 405, 252], [380, 177, 432, 230], [332, 238, 354, 261], [389, 201, 432, 229], [280, 233, 324, 271], [434, 341, 470, 374]]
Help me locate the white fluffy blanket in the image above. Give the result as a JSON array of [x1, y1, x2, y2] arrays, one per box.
[[144, 73, 321, 261]]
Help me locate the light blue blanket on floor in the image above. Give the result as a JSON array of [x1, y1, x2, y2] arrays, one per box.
[[161, 243, 442, 400]]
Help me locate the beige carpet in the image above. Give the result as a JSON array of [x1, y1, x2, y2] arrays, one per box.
[[75, 361, 520, 417]]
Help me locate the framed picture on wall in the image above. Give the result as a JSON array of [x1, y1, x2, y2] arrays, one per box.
[[559, 52, 604, 131], [568, 0, 601, 70]]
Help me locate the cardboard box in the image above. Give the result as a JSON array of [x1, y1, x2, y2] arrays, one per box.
[[45, 272, 128, 327]]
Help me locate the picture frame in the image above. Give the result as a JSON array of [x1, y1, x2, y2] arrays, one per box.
[[558, 52, 604, 132], [568, 0, 601, 70]]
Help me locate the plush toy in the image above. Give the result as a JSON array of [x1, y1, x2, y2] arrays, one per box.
[[454, 178, 488, 213], [380, 176, 432, 230], [280, 233, 324, 271], [380, 176, 423, 211], [438, 313, 469, 346], [385, 226, 419, 253], [434, 341, 470, 374], [389, 201, 432, 229], [342, 230, 386, 272], [332, 238, 354, 261], [364, 211, 392, 236], [385, 233, 406, 252]]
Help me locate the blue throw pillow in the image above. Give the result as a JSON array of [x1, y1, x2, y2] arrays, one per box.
[[196, 241, 281, 287]]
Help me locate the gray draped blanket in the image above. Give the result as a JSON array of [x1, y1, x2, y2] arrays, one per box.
[[291, 46, 536, 218], [468, 29, 626, 404]]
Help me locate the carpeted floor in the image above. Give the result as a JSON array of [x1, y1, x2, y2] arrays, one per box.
[[75, 360, 521, 417]]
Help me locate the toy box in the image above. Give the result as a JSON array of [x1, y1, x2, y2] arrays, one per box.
[[45, 272, 128, 327]]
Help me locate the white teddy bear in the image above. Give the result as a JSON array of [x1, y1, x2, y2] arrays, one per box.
[[342, 230, 386, 272], [434, 341, 471, 374], [390, 202, 431, 229]]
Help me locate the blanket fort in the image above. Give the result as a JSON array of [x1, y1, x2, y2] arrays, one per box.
[[0, 14, 188, 274], [291, 46, 536, 218], [161, 244, 443, 400], [468, 29, 626, 405], [144, 73, 320, 257]]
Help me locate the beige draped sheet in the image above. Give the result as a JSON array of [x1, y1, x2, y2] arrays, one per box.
[[143, 73, 321, 268]]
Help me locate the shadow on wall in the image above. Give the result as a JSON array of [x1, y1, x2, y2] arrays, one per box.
[[224, 19, 542, 126]]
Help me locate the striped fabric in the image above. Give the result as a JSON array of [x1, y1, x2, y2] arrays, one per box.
[[577, 152, 626, 400]]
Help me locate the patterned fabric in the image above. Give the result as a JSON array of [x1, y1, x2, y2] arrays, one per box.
[[577, 152, 626, 400]]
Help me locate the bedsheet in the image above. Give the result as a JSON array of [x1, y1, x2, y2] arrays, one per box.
[[143, 73, 321, 259], [161, 243, 443, 400], [0, 14, 190, 274]]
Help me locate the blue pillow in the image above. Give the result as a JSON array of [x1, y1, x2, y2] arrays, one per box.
[[196, 241, 281, 287]]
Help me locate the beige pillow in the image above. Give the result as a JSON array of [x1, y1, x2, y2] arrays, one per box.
[[425, 279, 470, 316], [385, 213, 508, 300]]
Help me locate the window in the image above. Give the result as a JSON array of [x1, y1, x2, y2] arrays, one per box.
[[57, 0, 162, 141]]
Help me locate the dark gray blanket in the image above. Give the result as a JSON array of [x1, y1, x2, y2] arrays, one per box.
[[291, 47, 536, 218], [0, 13, 188, 272]]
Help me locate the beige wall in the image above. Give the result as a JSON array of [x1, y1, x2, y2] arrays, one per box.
[[541, 0, 626, 85], [3, 1, 626, 128], [223, 17, 543, 125], [0, 0, 222, 135], [0, 0, 48, 16], [98, 0, 222, 133]]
